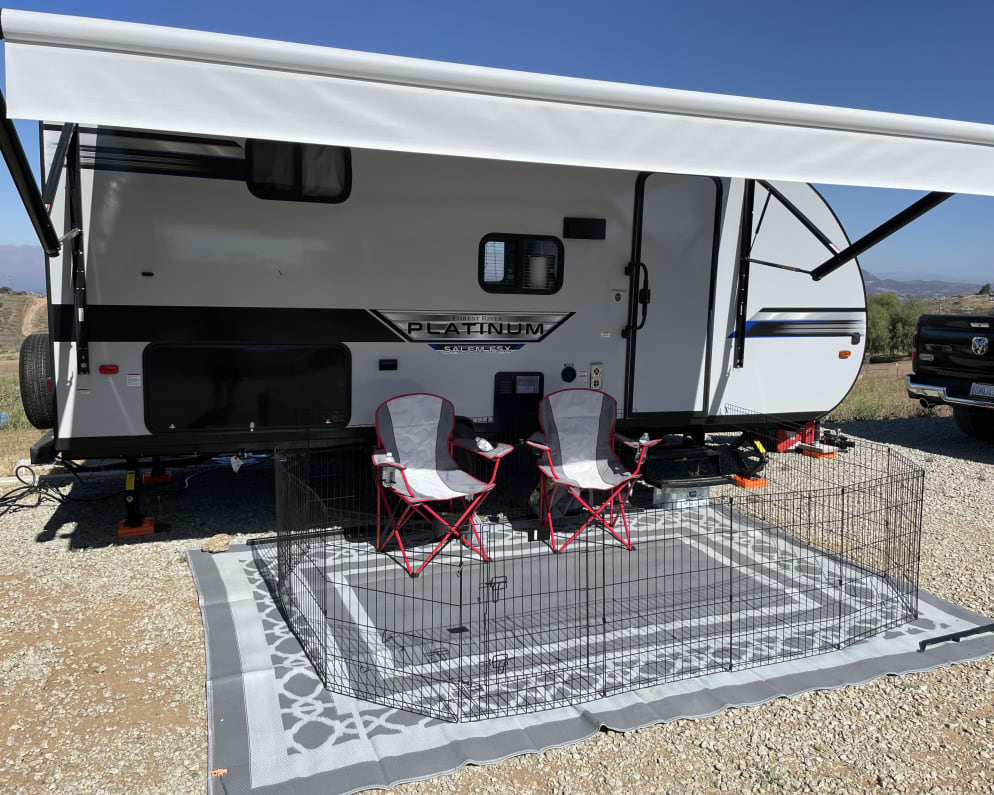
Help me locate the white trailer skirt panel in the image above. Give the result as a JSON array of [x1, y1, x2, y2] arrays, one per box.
[[6, 9, 994, 194]]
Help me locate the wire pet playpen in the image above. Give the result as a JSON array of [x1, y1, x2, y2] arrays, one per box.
[[258, 408, 923, 722]]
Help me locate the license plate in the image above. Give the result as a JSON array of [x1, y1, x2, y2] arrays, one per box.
[[969, 382, 994, 398]]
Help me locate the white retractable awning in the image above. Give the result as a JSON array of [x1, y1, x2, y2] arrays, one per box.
[[4, 9, 994, 195]]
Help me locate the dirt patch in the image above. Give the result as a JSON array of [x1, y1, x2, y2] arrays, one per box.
[[0, 293, 47, 371], [0, 570, 205, 793], [20, 297, 46, 338]]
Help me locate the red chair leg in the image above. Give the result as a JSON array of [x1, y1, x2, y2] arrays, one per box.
[[377, 482, 496, 575], [420, 494, 490, 561], [552, 482, 635, 552]]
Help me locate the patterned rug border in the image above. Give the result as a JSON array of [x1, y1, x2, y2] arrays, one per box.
[[189, 542, 994, 795]]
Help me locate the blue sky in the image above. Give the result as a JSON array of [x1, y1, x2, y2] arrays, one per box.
[[3, 0, 994, 290]]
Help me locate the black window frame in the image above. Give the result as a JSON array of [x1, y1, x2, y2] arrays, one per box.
[[478, 233, 565, 295], [245, 139, 352, 204]]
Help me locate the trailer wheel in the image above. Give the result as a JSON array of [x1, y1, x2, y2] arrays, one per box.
[[18, 333, 56, 430], [952, 405, 994, 441]]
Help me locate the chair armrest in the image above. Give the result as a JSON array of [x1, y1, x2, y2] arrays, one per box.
[[372, 450, 406, 469], [525, 432, 550, 451], [452, 438, 514, 460], [615, 433, 662, 449]]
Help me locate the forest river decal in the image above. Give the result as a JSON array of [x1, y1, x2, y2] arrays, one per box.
[[373, 310, 573, 352]]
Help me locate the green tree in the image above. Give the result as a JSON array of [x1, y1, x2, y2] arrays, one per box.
[[978, 283, 991, 296], [864, 293, 924, 356], [892, 298, 926, 355], [866, 297, 892, 355], [866, 293, 900, 355]]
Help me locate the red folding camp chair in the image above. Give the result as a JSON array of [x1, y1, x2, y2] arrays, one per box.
[[373, 393, 512, 576], [527, 388, 659, 552]]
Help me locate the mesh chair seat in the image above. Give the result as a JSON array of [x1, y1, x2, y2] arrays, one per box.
[[390, 466, 490, 502], [530, 388, 659, 552], [535, 461, 631, 492], [373, 392, 511, 575]]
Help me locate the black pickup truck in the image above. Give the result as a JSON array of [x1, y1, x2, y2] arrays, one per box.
[[907, 314, 994, 440]]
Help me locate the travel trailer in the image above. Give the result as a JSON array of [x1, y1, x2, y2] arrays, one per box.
[[1, 10, 988, 465]]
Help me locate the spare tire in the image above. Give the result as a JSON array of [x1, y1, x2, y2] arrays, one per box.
[[18, 332, 56, 430], [953, 405, 994, 441]]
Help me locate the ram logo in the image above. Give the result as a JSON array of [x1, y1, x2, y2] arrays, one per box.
[[972, 336, 990, 356]]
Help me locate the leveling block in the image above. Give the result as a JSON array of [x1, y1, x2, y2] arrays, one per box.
[[117, 468, 155, 538], [117, 516, 155, 538], [141, 471, 172, 486], [731, 474, 767, 489], [797, 443, 837, 460]]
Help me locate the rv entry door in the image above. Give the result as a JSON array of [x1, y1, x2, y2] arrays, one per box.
[[624, 174, 720, 419]]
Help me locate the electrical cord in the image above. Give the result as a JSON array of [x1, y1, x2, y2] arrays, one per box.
[[0, 454, 272, 518], [0, 463, 125, 518]]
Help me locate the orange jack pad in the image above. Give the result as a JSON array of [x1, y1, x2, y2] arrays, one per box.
[[117, 516, 155, 538], [731, 475, 767, 489], [801, 449, 836, 460], [142, 472, 173, 485]]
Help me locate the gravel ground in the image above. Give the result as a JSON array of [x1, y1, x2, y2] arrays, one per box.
[[0, 416, 992, 794]]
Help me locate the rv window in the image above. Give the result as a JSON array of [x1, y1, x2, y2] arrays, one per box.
[[479, 234, 564, 294], [246, 140, 351, 203]]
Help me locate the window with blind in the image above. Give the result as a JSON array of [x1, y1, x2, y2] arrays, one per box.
[[479, 234, 564, 294]]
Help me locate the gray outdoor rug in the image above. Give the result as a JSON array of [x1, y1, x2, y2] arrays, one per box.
[[189, 541, 994, 795]]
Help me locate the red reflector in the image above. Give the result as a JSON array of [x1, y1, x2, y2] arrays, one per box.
[[99, 365, 119, 375], [46, 377, 52, 393]]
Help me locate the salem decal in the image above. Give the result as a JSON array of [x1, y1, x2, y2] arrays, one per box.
[[373, 311, 573, 342], [430, 344, 524, 354]]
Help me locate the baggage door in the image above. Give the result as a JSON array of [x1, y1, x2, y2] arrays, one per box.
[[624, 174, 721, 418]]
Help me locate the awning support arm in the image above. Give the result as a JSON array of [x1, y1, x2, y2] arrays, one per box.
[[757, 180, 838, 255], [0, 91, 60, 256], [746, 257, 810, 274], [810, 191, 953, 281], [65, 124, 90, 375], [42, 122, 75, 210], [733, 179, 755, 369]]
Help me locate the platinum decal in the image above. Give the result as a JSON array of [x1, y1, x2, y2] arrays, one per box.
[[373, 311, 572, 342]]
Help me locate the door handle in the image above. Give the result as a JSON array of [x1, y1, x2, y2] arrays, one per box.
[[622, 261, 651, 338], [635, 262, 651, 331]]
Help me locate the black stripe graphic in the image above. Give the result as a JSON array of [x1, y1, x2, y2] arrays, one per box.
[[51, 306, 402, 344], [759, 306, 867, 313], [44, 124, 241, 149], [746, 321, 863, 338], [80, 145, 246, 180]]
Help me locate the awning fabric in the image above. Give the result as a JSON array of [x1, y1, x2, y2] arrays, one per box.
[[4, 9, 994, 195]]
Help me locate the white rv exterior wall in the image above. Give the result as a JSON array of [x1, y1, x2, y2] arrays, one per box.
[[42, 126, 865, 447]]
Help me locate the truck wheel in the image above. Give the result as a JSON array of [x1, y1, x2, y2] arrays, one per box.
[[18, 333, 56, 430], [953, 405, 994, 441]]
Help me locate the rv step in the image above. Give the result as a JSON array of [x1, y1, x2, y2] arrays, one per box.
[[647, 445, 721, 462], [643, 444, 723, 486], [654, 475, 729, 488]]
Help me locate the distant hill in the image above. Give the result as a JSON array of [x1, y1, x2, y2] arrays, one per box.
[[922, 292, 994, 317], [862, 269, 981, 298], [0, 291, 47, 373]]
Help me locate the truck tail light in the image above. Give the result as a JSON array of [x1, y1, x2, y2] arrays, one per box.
[[912, 321, 921, 372]]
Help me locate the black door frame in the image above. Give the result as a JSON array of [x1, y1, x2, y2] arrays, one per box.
[[622, 172, 724, 422]]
